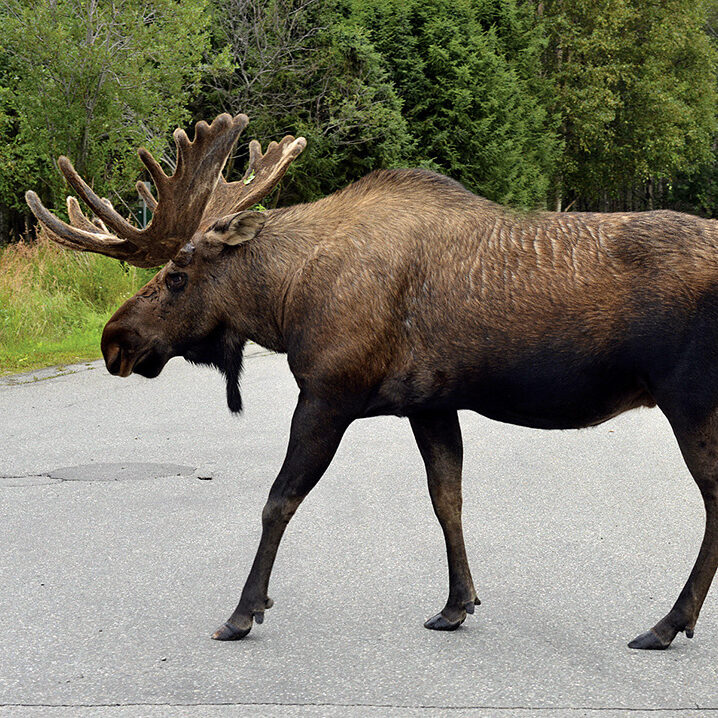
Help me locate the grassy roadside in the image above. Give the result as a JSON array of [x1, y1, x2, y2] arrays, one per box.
[[0, 234, 155, 375]]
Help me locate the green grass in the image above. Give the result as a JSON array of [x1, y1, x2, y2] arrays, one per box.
[[0, 234, 155, 375]]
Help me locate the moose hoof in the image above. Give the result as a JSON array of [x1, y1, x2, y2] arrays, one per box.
[[211, 621, 252, 641], [424, 612, 465, 631], [627, 629, 671, 650], [211, 598, 272, 640], [465, 598, 480, 614]]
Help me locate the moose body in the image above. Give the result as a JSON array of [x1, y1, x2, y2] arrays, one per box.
[[27, 114, 718, 650], [168, 168, 697, 431]]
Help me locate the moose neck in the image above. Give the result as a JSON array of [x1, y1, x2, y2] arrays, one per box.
[[224, 206, 316, 354]]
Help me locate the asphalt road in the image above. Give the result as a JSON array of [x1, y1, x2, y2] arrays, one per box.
[[1, 346, 717, 717]]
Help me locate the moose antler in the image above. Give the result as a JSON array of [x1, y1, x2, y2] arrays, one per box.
[[25, 114, 306, 268]]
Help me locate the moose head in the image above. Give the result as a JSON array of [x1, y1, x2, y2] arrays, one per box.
[[26, 114, 305, 411]]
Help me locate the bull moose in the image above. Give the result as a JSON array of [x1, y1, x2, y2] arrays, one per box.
[[26, 113, 718, 649]]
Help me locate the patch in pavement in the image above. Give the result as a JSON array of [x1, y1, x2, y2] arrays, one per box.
[[0, 463, 195, 486]]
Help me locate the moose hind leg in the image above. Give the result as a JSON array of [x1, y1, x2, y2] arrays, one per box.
[[410, 409, 479, 631], [212, 394, 350, 641], [629, 406, 718, 649]]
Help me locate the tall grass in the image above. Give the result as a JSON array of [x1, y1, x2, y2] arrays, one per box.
[[0, 232, 155, 374]]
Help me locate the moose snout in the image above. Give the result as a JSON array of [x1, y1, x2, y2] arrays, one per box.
[[102, 329, 135, 377], [101, 316, 171, 379], [101, 321, 142, 377]]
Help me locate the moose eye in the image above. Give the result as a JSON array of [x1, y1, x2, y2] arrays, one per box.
[[165, 271, 187, 291]]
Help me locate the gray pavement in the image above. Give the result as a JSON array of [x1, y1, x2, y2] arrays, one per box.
[[1, 346, 717, 717]]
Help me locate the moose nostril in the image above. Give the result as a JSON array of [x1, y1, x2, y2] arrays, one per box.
[[105, 344, 123, 375]]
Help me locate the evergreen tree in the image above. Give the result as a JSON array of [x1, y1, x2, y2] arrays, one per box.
[[358, 0, 560, 207], [4, 0, 718, 239], [659, 0, 718, 217]]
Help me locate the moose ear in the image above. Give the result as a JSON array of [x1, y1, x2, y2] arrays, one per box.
[[206, 211, 265, 246]]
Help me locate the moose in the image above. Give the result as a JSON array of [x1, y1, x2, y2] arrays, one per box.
[[26, 113, 718, 650]]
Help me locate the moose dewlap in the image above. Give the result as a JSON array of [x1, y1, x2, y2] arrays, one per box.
[[27, 113, 718, 650]]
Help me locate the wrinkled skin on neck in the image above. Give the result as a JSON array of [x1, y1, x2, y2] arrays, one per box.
[[101, 234, 248, 412]]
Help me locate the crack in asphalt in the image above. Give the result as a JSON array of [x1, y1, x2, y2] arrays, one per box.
[[0, 363, 98, 387], [0, 463, 199, 486], [0, 474, 60, 487], [0, 702, 716, 711]]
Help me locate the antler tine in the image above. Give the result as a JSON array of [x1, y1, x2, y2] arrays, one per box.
[[173, 121, 210, 180], [137, 147, 168, 194], [67, 196, 110, 235], [67, 195, 100, 232], [58, 157, 144, 242], [201, 134, 306, 224], [235, 135, 306, 211], [25, 190, 133, 256], [136, 181, 158, 211]]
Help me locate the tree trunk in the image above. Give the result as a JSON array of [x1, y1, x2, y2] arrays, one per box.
[[0, 202, 9, 244]]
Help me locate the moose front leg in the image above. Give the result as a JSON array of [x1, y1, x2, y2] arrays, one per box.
[[629, 403, 718, 649], [212, 394, 350, 641], [410, 409, 480, 631]]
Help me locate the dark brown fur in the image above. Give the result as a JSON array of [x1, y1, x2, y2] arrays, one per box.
[[101, 168, 718, 648]]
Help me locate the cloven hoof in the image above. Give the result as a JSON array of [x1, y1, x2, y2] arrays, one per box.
[[424, 612, 465, 631], [628, 629, 673, 650], [211, 621, 252, 641], [211, 598, 273, 641], [628, 624, 695, 650]]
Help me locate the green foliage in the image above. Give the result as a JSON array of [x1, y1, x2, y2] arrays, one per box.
[[3, 0, 718, 373], [196, 0, 561, 207], [0, 0, 211, 217], [542, 0, 718, 209], [196, 0, 413, 202], [2, 0, 717, 224], [0, 234, 154, 374]]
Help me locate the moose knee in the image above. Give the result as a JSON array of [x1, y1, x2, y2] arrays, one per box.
[[262, 496, 300, 527]]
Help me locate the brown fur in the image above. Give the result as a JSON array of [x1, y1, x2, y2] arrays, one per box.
[[100, 168, 718, 647]]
